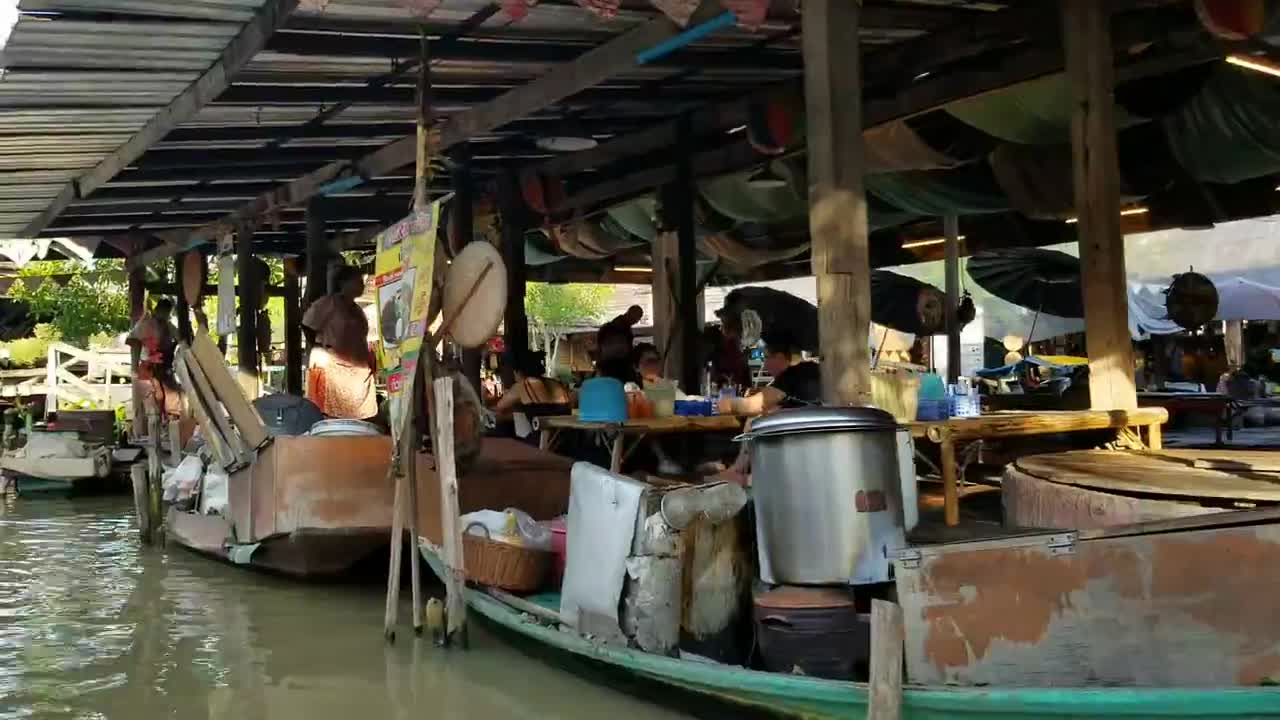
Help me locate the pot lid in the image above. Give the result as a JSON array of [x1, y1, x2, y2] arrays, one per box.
[[749, 406, 898, 438], [754, 586, 856, 610]]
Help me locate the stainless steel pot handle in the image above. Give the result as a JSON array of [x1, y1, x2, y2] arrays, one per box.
[[732, 432, 753, 443]]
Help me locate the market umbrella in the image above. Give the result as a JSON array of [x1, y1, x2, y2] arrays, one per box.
[[869, 270, 945, 335], [718, 286, 819, 352], [1214, 277, 1280, 321], [967, 248, 1083, 319]]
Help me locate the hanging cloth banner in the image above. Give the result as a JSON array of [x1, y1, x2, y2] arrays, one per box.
[[697, 234, 808, 269], [373, 205, 441, 431], [216, 233, 236, 337], [946, 74, 1144, 145], [1163, 67, 1280, 183], [867, 165, 1009, 217], [649, 0, 699, 25], [864, 120, 961, 174], [574, 0, 621, 20]]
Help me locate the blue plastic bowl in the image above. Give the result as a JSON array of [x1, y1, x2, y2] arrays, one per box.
[[578, 377, 627, 423]]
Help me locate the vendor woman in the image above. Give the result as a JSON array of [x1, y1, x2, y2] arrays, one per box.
[[713, 330, 821, 486], [301, 265, 377, 419]]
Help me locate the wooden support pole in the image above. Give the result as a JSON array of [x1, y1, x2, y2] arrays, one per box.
[[434, 376, 467, 647], [943, 215, 961, 384], [452, 143, 483, 390], [498, 170, 528, 386], [414, 28, 433, 211], [869, 599, 905, 720], [1064, 0, 1137, 411], [651, 231, 679, 379], [129, 264, 146, 439], [304, 199, 329, 310], [235, 225, 260, 399], [283, 258, 303, 396], [1225, 319, 1244, 368], [175, 252, 194, 344], [803, 0, 871, 406], [674, 113, 701, 395]]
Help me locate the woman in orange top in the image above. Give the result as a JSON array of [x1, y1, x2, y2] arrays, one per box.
[[301, 266, 377, 419]]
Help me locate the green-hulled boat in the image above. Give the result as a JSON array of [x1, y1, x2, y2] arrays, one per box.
[[421, 548, 1280, 720]]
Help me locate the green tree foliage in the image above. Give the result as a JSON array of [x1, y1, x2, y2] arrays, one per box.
[[524, 283, 613, 372], [11, 260, 131, 346]]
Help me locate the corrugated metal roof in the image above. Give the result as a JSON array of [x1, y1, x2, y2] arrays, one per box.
[[0, 0, 274, 235]]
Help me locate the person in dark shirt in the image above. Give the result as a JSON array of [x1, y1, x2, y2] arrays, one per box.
[[716, 330, 821, 415], [713, 330, 822, 486], [595, 305, 643, 383]]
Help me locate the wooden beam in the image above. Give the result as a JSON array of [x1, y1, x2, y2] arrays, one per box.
[[126, 7, 708, 266], [804, 0, 871, 406], [22, 0, 300, 237], [1064, 0, 1137, 411], [236, 225, 260, 398], [283, 257, 303, 396], [675, 114, 701, 395], [304, 199, 329, 309], [943, 215, 961, 384], [498, 170, 528, 385]]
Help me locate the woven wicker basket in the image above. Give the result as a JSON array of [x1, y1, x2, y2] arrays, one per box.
[[462, 524, 552, 593]]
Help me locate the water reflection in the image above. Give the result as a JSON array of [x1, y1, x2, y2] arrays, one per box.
[[0, 498, 684, 720]]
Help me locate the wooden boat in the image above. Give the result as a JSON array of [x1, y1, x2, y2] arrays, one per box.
[[1, 439, 114, 496], [420, 548, 1280, 719], [413, 440, 1280, 718], [166, 434, 395, 578]]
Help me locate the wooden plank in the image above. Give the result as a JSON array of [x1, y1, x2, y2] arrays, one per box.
[[1144, 449, 1280, 473], [189, 333, 269, 449], [869, 599, 904, 720], [804, 0, 870, 406], [917, 408, 1168, 442], [1064, 0, 1137, 411], [23, 0, 300, 236], [1014, 450, 1280, 502], [173, 352, 238, 469], [536, 414, 742, 434]]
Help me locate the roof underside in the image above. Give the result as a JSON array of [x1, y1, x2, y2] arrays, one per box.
[[1, 0, 1269, 283]]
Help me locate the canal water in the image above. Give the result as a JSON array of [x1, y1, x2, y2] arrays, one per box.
[[0, 497, 687, 720]]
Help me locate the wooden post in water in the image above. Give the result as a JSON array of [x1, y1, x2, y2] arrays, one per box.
[[434, 376, 467, 647], [803, 0, 871, 406], [943, 215, 961, 384], [129, 264, 146, 440], [869, 599, 904, 720], [1063, 0, 1137, 411]]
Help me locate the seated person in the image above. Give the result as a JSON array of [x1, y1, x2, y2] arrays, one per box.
[[631, 342, 687, 397], [716, 330, 821, 416], [494, 349, 573, 442], [713, 330, 822, 486]]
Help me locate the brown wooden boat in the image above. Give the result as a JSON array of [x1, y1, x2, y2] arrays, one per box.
[[166, 434, 395, 578]]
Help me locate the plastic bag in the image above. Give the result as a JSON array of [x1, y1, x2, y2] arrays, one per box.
[[459, 508, 552, 551], [163, 455, 203, 503], [201, 467, 229, 516]]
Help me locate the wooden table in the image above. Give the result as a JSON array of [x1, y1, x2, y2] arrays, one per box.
[[909, 408, 1169, 527], [1138, 392, 1234, 445], [535, 414, 745, 473]]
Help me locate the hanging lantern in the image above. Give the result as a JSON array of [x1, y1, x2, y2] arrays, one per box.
[[1195, 0, 1272, 40], [648, 0, 699, 25], [573, 0, 621, 20], [502, 0, 537, 21], [746, 100, 794, 156], [720, 0, 769, 29], [1165, 269, 1219, 330]]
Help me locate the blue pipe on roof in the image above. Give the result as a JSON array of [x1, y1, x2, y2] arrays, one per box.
[[317, 175, 366, 196], [635, 11, 736, 66]]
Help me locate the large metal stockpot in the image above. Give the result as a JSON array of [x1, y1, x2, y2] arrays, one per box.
[[741, 406, 906, 585]]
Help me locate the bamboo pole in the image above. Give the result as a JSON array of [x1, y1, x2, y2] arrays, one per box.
[[434, 375, 467, 646]]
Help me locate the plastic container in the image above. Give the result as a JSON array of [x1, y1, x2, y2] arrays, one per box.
[[578, 377, 627, 422], [644, 380, 677, 418], [916, 398, 949, 421], [674, 399, 714, 416], [548, 517, 567, 588]]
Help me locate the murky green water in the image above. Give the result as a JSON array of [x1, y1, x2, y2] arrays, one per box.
[[0, 497, 686, 720]]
